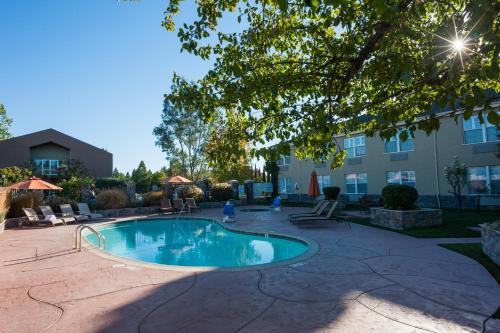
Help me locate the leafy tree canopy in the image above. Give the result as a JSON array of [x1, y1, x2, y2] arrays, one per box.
[[0, 104, 13, 140], [0, 166, 32, 186], [163, 0, 499, 168]]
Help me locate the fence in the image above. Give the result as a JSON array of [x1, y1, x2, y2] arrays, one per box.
[[0, 187, 11, 218]]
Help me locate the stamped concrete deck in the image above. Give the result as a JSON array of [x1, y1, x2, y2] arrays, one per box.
[[1, 207, 499, 333]]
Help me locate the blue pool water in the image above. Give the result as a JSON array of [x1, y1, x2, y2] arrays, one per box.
[[84, 219, 308, 267]]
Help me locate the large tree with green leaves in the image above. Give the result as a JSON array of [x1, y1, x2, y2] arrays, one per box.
[[163, 0, 499, 168], [0, 104, 12, 140], [154, 80, 212, 181]]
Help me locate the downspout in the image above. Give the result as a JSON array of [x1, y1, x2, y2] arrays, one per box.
[[433, 131, 441, 208]]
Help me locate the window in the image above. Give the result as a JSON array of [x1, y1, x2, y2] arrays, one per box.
[[278, 177, 292, 194], [463, 114, 499, 144], [317, 175, 331, 194], [386, 170, 416, 187], [344, 135, 366, 158], [468, 166, 500, 195], [345, 173, 367, 194], [384, 129, 414, 153], [277, 155, 291, 166], [33, 159, 60, 176]]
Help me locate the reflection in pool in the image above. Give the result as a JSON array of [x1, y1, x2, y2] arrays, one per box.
[[84, 219, 308, 267]]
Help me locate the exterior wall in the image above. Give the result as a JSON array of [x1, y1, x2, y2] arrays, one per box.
[[30, 143, 70, 161], [278, 111, 499, 208], [0, 129, 113, 177]]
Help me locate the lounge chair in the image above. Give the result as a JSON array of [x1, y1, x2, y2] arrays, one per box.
[[77, 203, 103, 220], [160, 198, 175, 214], [288, 200, 327, 220], [39, 205, 75, 225], [293, 201, 350, 228], [173, 198, 184, 211], [289, 200, 330, 222], [186, 198, 201, 213], [60, 204, 89, 223], [22, 208, 64, 227]]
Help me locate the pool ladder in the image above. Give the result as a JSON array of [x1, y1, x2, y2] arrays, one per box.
[[74, 225, 106, 251], [175, 202, 190, 221]]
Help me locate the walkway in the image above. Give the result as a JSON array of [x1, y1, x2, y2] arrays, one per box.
[[0, 207, 499, 332]]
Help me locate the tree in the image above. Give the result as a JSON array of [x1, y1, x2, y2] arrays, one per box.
[[0, 104, 12, 140], [154, 80, 212, 181], [163, 0, 499, 168], [264, 160, 279, 198], [444, 156, 469, 211], [131, 161, 153, 193], [0, 166, 32, 186]]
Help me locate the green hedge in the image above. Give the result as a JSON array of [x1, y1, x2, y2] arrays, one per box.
[[381, 185, 418, 210]]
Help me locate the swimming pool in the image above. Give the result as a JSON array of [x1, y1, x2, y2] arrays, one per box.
[[84, 218, 309, 267]]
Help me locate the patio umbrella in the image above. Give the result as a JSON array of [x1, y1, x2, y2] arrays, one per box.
[[7, 177, 62, 191], [7, 176, 62, 207], [159, 175, 193, 199], [308, 170, 320, 207]]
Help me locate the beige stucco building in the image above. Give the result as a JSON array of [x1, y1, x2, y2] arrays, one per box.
[[277, 105, 499, 208]]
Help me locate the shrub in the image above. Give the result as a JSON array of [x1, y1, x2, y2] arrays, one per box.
[[381, 185, 418, 210], [323, 186, 340, 200], [58, 176, 94, 201], [7, 192, 42, 218], [44, 196, 76, 214], [142, 191, 164, 207], [0, 188, 11, 222], [176, 185, 204, 201], [95, 189, 127, 210], [95, 177, 127, 190], [0, 166, 32, 186], [209, 183, 234, 201]]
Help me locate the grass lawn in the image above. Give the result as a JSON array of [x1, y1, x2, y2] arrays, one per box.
[[341, 209, 499, 238], [438, 243, 500, 319]]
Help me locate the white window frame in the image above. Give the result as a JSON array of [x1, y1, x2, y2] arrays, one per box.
[[317, 175, 331, 194], [344, 135, 366, 158], [345, 173, 368, 194], [278, 176, 292, 194], [384, 129, 414, 154], [463, 113, 499, 144], [468, 165, 499, 195], [386, 170, 416, 187], [34, 159, 60, 176], [277, 155, 291, 166]]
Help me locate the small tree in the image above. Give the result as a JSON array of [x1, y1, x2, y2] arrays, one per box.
[[444, 157, 469, 211], [0, 104, 12, 141]]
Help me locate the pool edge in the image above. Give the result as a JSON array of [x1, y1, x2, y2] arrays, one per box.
[[80, 216, 319, 272]]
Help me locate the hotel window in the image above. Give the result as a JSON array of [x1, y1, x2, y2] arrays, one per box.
[[317, 175, 331, 194], [463, 114, 499, 144], [33, 159, 60, 176], [277, 155, 291, 166], [386, 170, 416, 188], [345, 173, 368, 194], [344, 135, 366, 158], [468, 166, 500, 195], [278, 177, 292, 194], [384, 129, 414, 153]]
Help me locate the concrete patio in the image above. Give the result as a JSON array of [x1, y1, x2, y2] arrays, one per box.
[[1, 207, 499, 333]]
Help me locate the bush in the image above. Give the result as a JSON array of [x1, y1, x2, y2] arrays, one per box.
[[323, 186, 340, 200], [95, 189, 127, 210], [0, 166, 32, 186], [44, 196, 76, 214], [95, 177, 127, 190], [142, 191, 164, 207], [58, 176, 94, 201], [176, 185, 204, 201], [381, 185, 418, 210], [7, 192, 42, 218], [209, 183, 234, 201], [0, 188, 11, 222]]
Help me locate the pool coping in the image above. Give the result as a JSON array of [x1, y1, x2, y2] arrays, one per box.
[[80, 216, 319, 272]]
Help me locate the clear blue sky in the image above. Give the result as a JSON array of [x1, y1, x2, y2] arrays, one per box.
[[0, 0, 231, 173]]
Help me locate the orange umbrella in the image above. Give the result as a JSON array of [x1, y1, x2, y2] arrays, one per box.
[[7, 177, 62, 190], [308, 171, 320, 205], [160, 175, 193, 184]]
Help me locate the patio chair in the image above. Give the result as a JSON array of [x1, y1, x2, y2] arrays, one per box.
[[289, 200, 330, 222], [60, 204, 89, 223], [160, 198, 175, 214], [186, 198, 201, 213], [173, 198, 184, 211], [294, 202, 350, 228], [39, 205, 75, 225], [76, 203, 103, 220], [22, 208, 64, 227]]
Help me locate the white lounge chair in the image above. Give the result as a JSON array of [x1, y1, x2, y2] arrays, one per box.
[[60, 204, 89, 223], [77, 203, 103, 220], [22, 208, 64, 227]]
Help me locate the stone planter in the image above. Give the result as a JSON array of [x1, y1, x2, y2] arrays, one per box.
[[480, 222, 500, 266], [370, 207, 442, 230], [96, 206, 160, 217]]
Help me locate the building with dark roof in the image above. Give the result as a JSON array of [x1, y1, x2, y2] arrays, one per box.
[[0, 129, 113, 178]]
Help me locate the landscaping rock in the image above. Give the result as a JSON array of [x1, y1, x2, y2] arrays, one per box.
[[480, 222, 500, 266]]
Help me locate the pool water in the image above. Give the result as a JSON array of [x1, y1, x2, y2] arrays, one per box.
[[84, 219, 308, 267]]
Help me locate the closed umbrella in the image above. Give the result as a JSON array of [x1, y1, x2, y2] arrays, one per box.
[[308, 170, 320, 207]]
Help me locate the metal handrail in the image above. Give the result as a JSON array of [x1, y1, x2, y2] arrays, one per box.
[[74, 225, 106, 251], [175, 202, 190, 221]]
